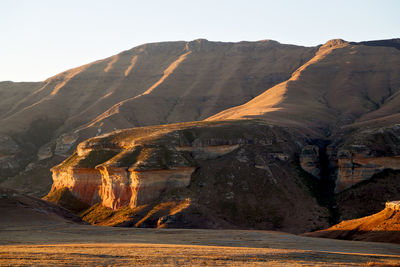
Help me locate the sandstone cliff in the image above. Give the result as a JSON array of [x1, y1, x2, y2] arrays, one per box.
[[47, 120, 330, 233]]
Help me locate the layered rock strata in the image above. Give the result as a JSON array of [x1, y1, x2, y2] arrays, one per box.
[[51, 167, 102, 205], [334, 125, 400, 192], [336, 151, 400, 192], [48, 121, 333, 233], [49, 122, 268, 210], [96, 165, 195, 209], [50, 150, 197, 210]]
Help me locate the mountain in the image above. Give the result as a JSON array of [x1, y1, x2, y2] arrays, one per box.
[[209, 38, 400, 193], [1, 38, 400, 234], [208, 39, 400, 132], [0, 39, 316, 194], [0, 39, 315, 138]]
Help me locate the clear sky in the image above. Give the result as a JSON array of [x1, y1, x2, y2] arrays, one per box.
[[1, 0, 399, 82]]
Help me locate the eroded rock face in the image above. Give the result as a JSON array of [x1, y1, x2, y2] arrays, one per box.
[[386, 201, 400, 211], [49, 122, 262, 210], [300, 145, 320, 178], [95, 166, 195, 209], [51, 168, 102, 205], [51, 164, 196, 210], [55, 133, 79, 156], [97, 166, 131, 209], [51, 163, 196, 210], [334, 125, 400, 192], [48, 121, 334, 233], [336, 150, 400, 192], [37, 144, 53, 160], [128, 167, 195, 208], [48, 121, 310, 216]]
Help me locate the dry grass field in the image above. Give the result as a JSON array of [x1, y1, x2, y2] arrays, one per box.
[[1, 224, 400, 266]]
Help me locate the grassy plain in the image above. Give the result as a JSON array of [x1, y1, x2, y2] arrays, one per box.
[[1, 224, 400, 266]]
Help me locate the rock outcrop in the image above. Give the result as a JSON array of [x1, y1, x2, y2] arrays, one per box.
[[336, 149, 400, 192], [47, 121, 331, 233], [51, 167, 102, 205], [50, 150, 196, 210], [55, 133, 79, 157], [386, 201, 400, 211], [300, 145, 320, 178], [49, 122, 258, 210], [334, 125, 400, 192]]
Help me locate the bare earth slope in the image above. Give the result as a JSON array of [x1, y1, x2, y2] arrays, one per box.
[[0, 39, 314, 137], [304, 202, 400, 244], [208, 39, 400, 133]]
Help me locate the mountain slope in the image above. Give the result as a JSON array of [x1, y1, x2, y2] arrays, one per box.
[[0, 186, 83, 228], [208, 39, 400, 134], [2, 38, 400, 235], [0, 39, 315, 188], [0, 39, 315, 138]]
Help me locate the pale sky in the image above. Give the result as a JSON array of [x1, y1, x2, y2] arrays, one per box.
[[1, 0, 399, 82]]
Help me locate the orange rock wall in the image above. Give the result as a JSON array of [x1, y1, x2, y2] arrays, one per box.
[[51, 168, 102, 205], [129, 167, 195, 208], [98, 166, 132, 210], [51, 166, 195, 210]]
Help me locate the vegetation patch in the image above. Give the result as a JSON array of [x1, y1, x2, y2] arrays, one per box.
[[80, 203, 115, 224], [60, 152, 80, 168], [78, 150, 119, 168], [43, 187, 89, 213], [118, 147, 142, 167], [180, 129, 196, 143]]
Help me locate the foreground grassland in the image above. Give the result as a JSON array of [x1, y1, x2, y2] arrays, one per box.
[[1, 225, 400, 266]]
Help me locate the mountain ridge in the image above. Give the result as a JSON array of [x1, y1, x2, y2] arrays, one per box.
[[1, 38, 400, 236]]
